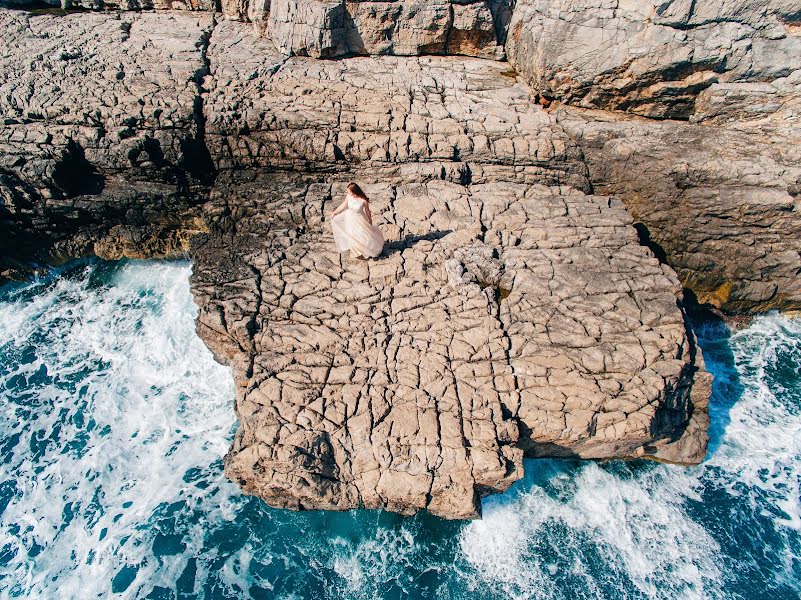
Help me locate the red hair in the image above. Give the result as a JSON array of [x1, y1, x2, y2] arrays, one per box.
[[347, 183, 369, 202]]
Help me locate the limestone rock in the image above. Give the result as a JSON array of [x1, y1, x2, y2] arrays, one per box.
[[204, 20, 587, 188], [557, 106, 801, 312], [263, 0, 504, 58], [0, 10, 213, 193], [0, 0, 507, 58], [0, 0, 215, 11], [191, 173, 709, 518], [0, 10, 713, 519], [191, 26, 709, 517], [0, 9, 213, 267], [693, 78, 801, 125], [506, 0, 801, 120]]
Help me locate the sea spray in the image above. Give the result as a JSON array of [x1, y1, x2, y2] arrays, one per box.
[[0, 261, 237, 598], [459, 314, 801, 600], [0, 261, 799, 599]]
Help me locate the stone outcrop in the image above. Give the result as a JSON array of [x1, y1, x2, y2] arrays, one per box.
[[557, 107, 801, 312], [492, 0, 801, 312], [0, 9, 213, 266], [27, 0, 214, 10], [194, 23, 710, 517], [2, 1, 794, 313], [203, 20, 586, 183], [262, 0, 505, 59], [191, 170, 710, 518], [505, 0, 801, 120], [0, 10, 212, 192], [0, 0, 508, 59], [20, 5, 801, 517]]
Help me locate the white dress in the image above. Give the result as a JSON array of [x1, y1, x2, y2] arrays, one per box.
[[330, 193, 385, 258]]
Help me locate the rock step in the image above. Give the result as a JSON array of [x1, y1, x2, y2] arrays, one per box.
[[205, 20, 588, 191]]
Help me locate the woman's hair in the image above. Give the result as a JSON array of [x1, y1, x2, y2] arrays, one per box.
[[347, 182, 369, 202]]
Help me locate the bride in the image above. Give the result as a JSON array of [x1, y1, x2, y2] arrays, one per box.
[[328, 183, 385, 259]]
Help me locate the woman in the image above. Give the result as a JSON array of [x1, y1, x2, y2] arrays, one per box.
[[328, 183, 385, 259]]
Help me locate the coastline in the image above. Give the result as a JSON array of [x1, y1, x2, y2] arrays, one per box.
[[1, 1, 799, 518]]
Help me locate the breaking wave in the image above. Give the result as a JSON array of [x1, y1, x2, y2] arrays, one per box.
[[0, 260, 798, 599]]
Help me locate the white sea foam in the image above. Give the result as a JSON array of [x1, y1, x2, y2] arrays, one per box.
[[704, 315, 801, 530], [459, 463, 721, 600], [330, 527, 421, 599], [1, 262, 799, 600], [459, 313, 801, 600], [0, 261, 237, 598]]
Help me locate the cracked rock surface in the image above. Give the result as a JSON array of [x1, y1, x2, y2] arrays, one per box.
[[204, 20, 586, 189], [262, 0, 505, 59], [191, 173, 710, 518], [2, 7, 799, 312], [0, 9, 726, 518], [0, 10, 211, 190], [0, 9, 213, 265], [1, 0, 509, 59]]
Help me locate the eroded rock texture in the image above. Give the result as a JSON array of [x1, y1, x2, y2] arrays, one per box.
[[262, 0, 505, 59], [0, 0, 214, 12], [558, 107, 801, 312], [506, 0, 801, 120], [187, 25, 710, 517], [204, 21, 586, 183], [4, 8, 774, 518], [0, 9, 212, 267], [191, 172, 709, 518], [199, 16, 801, 315], [0, 0, 508, 59]]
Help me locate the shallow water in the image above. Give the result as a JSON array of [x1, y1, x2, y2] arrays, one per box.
[[0, 260, 798, 599]]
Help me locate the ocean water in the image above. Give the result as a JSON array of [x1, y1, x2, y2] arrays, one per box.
[[0, 259, 798, 600]]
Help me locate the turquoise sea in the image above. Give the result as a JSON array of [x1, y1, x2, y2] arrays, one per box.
[[0, 260, 798, 599]]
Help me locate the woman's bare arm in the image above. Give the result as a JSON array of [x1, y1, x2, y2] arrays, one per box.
[[328, 199, 348, 219]]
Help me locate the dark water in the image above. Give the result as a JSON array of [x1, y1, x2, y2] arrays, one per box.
[[0, 260, 798, 599]]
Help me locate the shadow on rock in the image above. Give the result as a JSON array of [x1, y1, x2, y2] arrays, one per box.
[[381, 230, 452, 256], [685, 289, 745, 459]]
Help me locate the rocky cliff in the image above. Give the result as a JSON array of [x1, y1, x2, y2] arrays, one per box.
[[0, 1, 796, 518], [190, 26, 712, 517]]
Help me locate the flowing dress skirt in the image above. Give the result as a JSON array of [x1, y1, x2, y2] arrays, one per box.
[[330, 210, 384, 258]]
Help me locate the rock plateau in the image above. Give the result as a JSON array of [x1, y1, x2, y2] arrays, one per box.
[[1, 0, 798, 518]]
